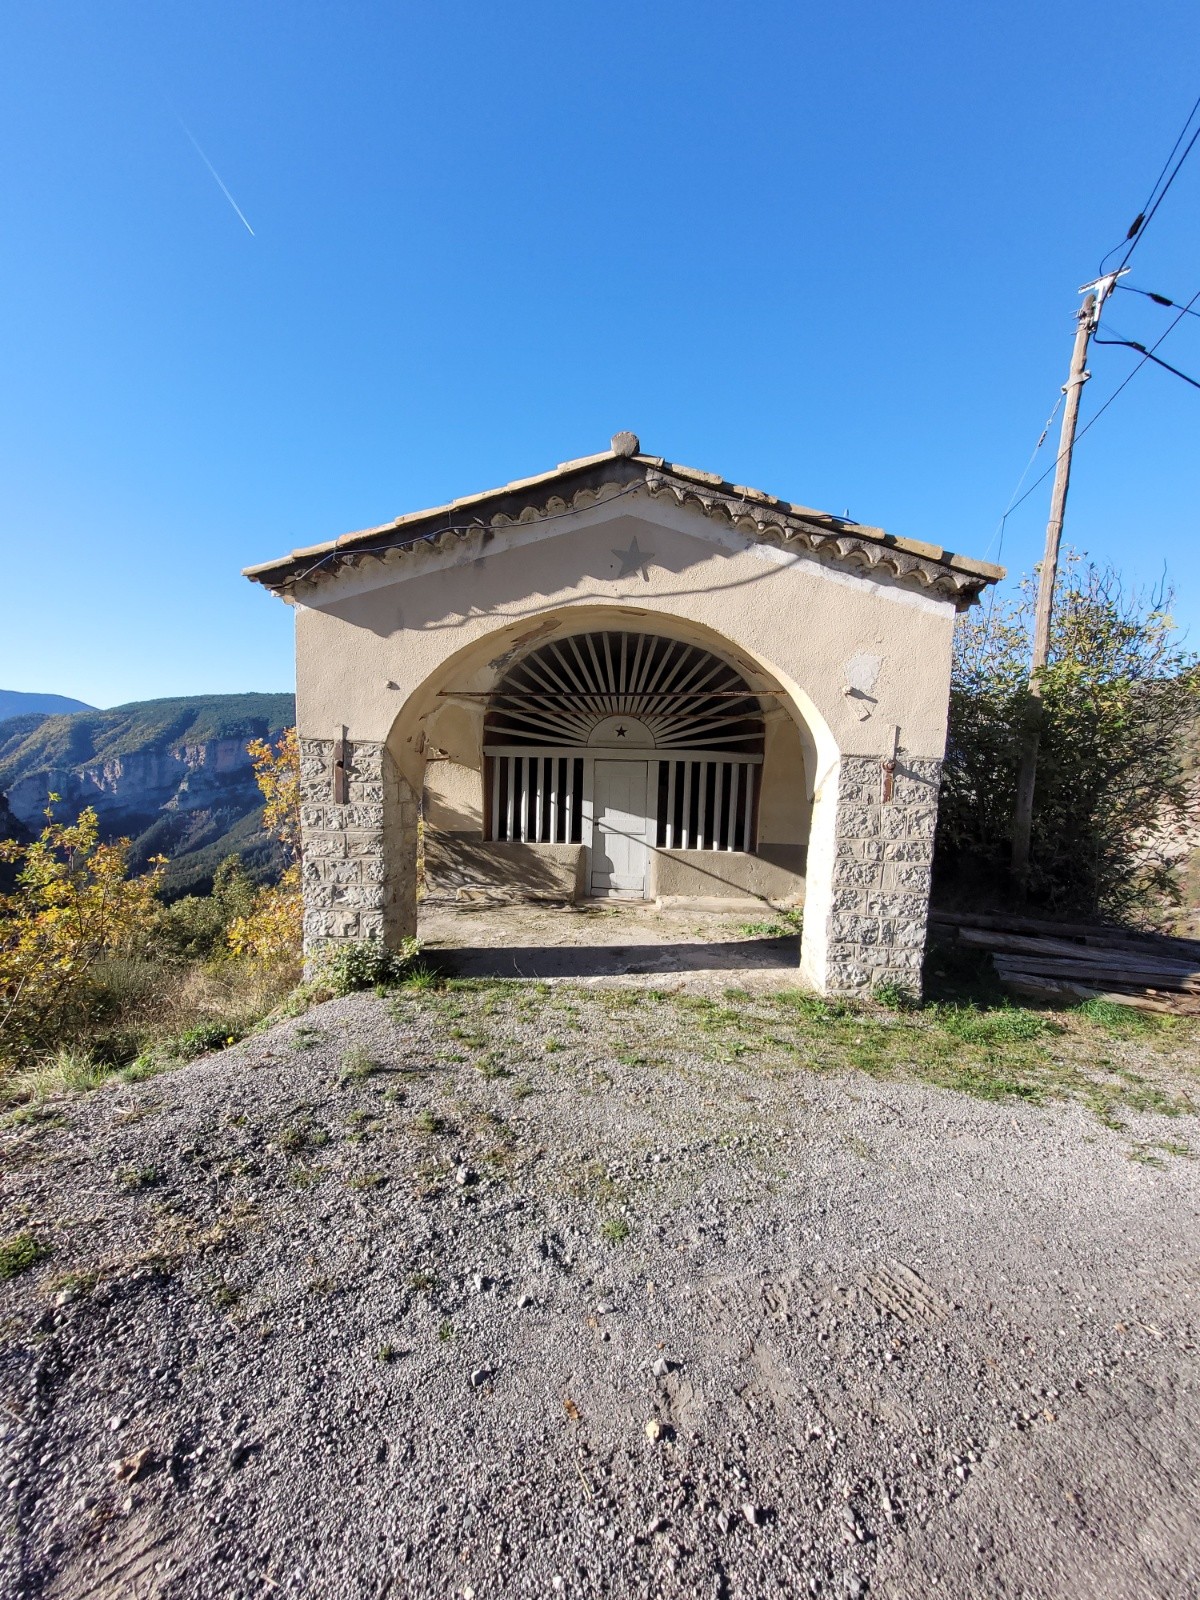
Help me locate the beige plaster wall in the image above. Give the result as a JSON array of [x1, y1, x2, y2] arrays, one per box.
[[423, 837, 585, 902], [649, 847, 803, 905], [291, 495, 958, 781], [289, 490, 959, 990]]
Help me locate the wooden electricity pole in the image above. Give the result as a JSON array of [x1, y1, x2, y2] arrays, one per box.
[[1009, 273, 1124, 891]]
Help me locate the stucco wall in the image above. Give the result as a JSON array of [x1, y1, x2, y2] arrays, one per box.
[[292, 496, 956, 774], [288, 489, 959, 991], [424, 836, 585, 901], [649, 847, 803, 905]]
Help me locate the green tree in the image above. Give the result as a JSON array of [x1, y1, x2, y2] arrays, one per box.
[[937, 556, 1200, 921]]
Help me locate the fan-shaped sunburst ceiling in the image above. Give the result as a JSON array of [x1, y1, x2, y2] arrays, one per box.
[[484, 631, 764, 753]]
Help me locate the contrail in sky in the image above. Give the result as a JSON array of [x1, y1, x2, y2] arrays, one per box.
[[176, 115, 255, 236]]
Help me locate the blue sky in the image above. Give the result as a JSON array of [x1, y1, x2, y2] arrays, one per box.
[[1, 1, 1197, 708]]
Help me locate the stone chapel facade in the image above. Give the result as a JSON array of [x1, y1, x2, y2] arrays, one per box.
[[245, 434, 1001, 995]]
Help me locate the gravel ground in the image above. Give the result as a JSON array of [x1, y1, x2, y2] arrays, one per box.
[[2, 979, 1199, 1600]]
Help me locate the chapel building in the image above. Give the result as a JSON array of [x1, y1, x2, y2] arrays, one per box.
[[245, 434, 1001, 995]]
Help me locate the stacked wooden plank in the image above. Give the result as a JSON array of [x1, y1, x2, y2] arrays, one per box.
[[931, 910, 1200, 1015]]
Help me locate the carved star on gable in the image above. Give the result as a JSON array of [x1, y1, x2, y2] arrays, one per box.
[[611, 536, 654, 581]]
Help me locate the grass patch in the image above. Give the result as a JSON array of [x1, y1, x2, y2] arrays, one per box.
[[277, 1120, 330, 1155], [346, 1171, 387, 1191], [0, 1233, 48, 1280], [339, 1047, 383, 1085], [475, 1053, 511, 1081], [118, 1164, 162, 1190], [935, 1005, 1048, 1045], [287, 1164, 326, 1190], [412, 1109, 448, 1136], [1076, 998, 1161, 1038], [600, 1216, 631, 1245]]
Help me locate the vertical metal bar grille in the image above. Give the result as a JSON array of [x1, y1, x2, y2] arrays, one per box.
[[653, 758, 758, 851], [488, 755, 585, 845]]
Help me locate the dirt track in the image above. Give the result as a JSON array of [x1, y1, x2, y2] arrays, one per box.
[[2, 975, 1198, 1599]]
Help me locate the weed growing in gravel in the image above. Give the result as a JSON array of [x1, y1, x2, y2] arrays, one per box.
[[376, 1342, 397, 1362], [408, 1270, 435, 1292], [509, 1079, 534, 1100], [340, 1047, 383, 1085], [278, 1121, 330, 1155], [119, 1053, 174, 1086], [397, 962, 443, 992], [118, 1165, 162, 1190], [347, 1171, 386, 1191], [447, 1025, 485, 1046], [292, 1026, 322, 1050], [412, 1109, 448, 1136], [601, 1217, 631, 1245], [49, 1269, 99, 1297], [475, 1053, 511, 1081], [437, 1319, 455, 1342], [173, 1021, 243, 1059], [737, 910, 802, 939], [345, 1110, 382, 1144], [5, 1049, 112, 1106], [0, 1233, 47, 1280], [287, 1164, 326, 1190], [873, 981, 920, 1012]]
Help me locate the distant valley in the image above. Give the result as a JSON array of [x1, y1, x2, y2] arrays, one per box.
[[0, 692, 295, 896]]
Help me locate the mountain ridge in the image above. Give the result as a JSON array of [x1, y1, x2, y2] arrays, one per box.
[[0, 693, 295, 897], [0, 689, 94, 725]]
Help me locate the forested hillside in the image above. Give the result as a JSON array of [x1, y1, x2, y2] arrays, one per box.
[[0, 693, 294, 896]]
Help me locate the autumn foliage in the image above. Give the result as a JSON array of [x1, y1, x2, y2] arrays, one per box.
[[0, 807, 165, 1064], [226, 727, 304, 967]]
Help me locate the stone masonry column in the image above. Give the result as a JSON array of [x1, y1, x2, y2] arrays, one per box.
[[299, 737, 418, 956], [800, 753, 941, 998]]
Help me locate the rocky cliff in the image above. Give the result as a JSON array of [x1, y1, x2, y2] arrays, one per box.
[[0, 694, 295, 896]]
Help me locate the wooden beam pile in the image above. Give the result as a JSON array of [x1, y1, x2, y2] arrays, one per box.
[[930, 910, 1200, 1015]]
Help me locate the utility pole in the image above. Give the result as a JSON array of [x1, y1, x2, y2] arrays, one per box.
[[1009, 271, 1125, 892]]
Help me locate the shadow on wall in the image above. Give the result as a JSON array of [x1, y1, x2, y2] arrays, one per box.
[[423, 835, 585, 901], [435, 937, 800, 981]]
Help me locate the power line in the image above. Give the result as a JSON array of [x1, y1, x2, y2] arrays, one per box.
[[1100, 91, 1200, 272], [1116, 282, 1200, 320], [1001, 283, 1200, 522], [984, 390, 1065, 560], [1093, 335, 1200, 391]]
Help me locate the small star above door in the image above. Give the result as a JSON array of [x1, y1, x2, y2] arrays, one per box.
[[611, 536, 654, 581]]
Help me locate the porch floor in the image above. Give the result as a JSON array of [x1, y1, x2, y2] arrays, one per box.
[[417, 898, 805, 991]]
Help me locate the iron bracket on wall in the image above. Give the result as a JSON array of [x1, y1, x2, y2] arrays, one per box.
[[332, 727, 348, 804]]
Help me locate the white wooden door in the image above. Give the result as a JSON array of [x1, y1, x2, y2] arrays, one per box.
[[591, 760, 649, 895]]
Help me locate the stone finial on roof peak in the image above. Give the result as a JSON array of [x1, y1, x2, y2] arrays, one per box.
[[610, 431, 640, 457]]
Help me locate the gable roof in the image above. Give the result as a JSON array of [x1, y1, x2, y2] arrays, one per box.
[[243, 436, 1004, 609]]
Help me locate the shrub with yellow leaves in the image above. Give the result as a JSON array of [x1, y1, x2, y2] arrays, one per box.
[[225, 728, 304, 970], [0, 806, 165, 1065]]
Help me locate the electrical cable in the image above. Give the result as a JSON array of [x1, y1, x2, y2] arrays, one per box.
[[1100, 91, 1200, 272], [1115, 282, 1200, 320], [999, 283, 1200, 521], [983, 389, 1065, 561], [1093, 335, 1200, 390]]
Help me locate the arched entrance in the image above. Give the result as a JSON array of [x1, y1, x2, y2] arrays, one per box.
[[482, 630, 765, 897]]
